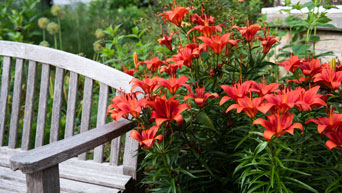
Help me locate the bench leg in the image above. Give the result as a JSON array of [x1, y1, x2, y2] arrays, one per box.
[[26, 164, 60, 193]]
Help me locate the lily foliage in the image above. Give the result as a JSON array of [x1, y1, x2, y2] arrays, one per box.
[[106, 2, 342, 192]]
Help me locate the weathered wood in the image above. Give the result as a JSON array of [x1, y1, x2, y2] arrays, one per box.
[[64, 72, 78, 138], [0, 40, 134, 91], [78, 77, 93, 160], [35, 64, 50, 148], [22, 61, 37, 150], [50, 67, 65, 143], [110, 89, 122, 166], [10, 120, 136, 174], [0, 56, 11, 146], [94, 83, 108, 163], [26, 165, 60, 193], [123, 130, 139, 179], [8, 59, 24, 149]]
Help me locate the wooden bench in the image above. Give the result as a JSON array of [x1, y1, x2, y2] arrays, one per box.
[[0, 40, 139, 193]]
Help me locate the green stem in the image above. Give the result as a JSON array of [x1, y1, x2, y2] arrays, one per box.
[[43, 29, 45, 41], [54, 35, 58, 49], [57, 17, 63, 50]]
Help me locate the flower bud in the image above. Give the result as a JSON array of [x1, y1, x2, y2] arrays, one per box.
[[210, 69, 215, 77], [95, 29, 104, 39], [38, 17, 49, 29], [330, 58, 336, 72], [47, 22, 59, 35], [39, 41, 50, 47], [51, 5, 62, 16]]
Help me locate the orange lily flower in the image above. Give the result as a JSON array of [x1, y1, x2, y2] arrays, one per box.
[[187, 24, 225, 38], [154, 75, 189, 94], [253, 113, 303, 141], [277, 55, 302, 73], [313, 67, 342, 90], [158, 30, 175, 51], [167, 46, 195, 68], [263, 88, 301, 114], [220, 81, 254, 104], [198, 33, 234, 55], [299, 58, 322, 77], [231, 24, 261, 42], [158, 0, 193, 27], [184, 84, 219, 108], [107, 92, 147, 121], [148, 95, 188, 126], [306, 108, 342, 134], [122, 63, 136, 76], [250, 79, 280, 97], [160, 62, 182, 77], [140, 57, 165, 73], [225, 96, 273, 118], [130, 76, 159, 98], [130, 125, 163, 150], [257, 27, 279, 54], [294, 86, 326, 112], [189, 13, 215, 25], [322, 128, 342, 150]]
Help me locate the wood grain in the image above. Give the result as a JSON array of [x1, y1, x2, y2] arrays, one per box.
[[22, 61, 37, 150], [64, 72, 78, 138], [0, 56, 11, 146], [8, 59, 24, 149], [123, 130, 139, 179], [35, 64, 50, 148], [94, 83, 108, 163], [26, 165, 60, 193], [78, 77, 93, 160], [50, 67, 65, 143], [10, 120, 136, 174]]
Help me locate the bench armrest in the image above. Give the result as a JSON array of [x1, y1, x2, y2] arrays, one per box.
[[10, 120, 136, 174]]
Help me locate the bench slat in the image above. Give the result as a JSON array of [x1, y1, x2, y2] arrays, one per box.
[[78, 77, 93, 160], [64, 72, 78, 139], [94, 83, 108, 163], [110, 90, 122, 166], [123, 130, 139, 179], [9, 59, 24, 149], [0, 56, 11, 146], [35, 64, 50, 148], [50, 67, 65, 143], [22, 61, 37, 150]]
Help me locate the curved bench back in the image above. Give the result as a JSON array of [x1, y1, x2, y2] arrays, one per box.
[[0, 40, 138, 177]]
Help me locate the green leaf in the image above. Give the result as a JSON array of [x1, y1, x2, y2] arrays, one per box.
[[171, 178, 177, 193], [292, 44, 310, 55], [178, 169, 198, 178], [309, 35, 320, 43], [197, 112, 218, 133], [284, 177, 318, 193], [255, 141, 268, 155]]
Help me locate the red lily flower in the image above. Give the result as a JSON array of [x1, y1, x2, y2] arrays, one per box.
[[323, 128, 342, 150], [220, 81, 254, 104], [160, 62, 182, 77], [257, 32, 279, 54], [130, 76, 159, 98], [122, 63, 136, 76], [107, 92, 146, 121], [198, 33, 234, 55], [299, 58, 322, 77], [158, 1, 193, 27], [190, 13, 215, 25], [294, 86, 326, 112], [130, 125, 163, 150], [184, 84, 219, 108], [187, 24, 225, 38], [277, 55, 302, 73], [155, 75, 189, 94], [313, 67, 342, 90], [253, 113, 303, 141], [225, 96, 273, 118], [140, 57, 165, 73], [148, 95, 188, 126], [168, 46, 195, 68], [231, 24, 261, 42], [224, 37, 239, 56], [250, 78, 280, 97], [158, 30, 175, 51], [287, 76, 309, 84], [263, 88, 301, 114], [306, 108, 342, 133]]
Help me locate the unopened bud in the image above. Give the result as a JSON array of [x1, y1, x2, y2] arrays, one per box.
[[330, 58, 336, 72]]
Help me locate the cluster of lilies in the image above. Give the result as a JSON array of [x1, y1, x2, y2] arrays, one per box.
[[106, 0, 342, 151]]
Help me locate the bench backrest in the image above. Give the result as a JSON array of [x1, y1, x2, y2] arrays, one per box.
[[0, 40, 138, 177]]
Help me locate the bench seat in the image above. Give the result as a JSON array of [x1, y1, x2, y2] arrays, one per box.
[[0, 147, 131, 193]]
